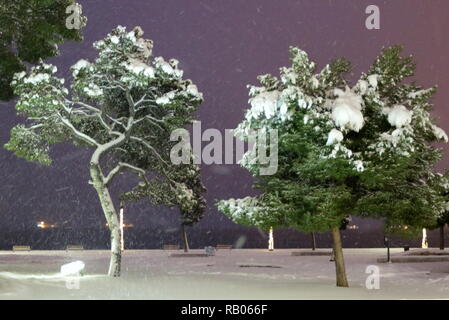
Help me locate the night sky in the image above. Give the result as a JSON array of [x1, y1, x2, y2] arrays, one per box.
[[1, 1, 449, 243]]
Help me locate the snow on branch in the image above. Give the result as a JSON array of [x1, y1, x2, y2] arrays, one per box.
[[217, 197, 271, 227], [104, 162, 146, 186]]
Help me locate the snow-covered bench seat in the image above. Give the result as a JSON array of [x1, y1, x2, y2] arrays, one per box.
[[66, 245, 84, 251], [12, 245, 31, 251], [163, 244, 180, 250], [216, 244, 233, 250]]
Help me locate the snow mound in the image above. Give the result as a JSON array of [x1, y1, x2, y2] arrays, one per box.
[[407, 89, 432, 99], [249, 90, 281, 119], [326, 129, 344, 146], [83, 84, 103, 97], [110, 35, 120, 44], [123, 59, 155, 78], [72, 59, 90, 77], [156, 91, 176, 105], [24, 73, 50, 85], [14, 71, 27, 80], [432, 125, 448, 142], [367, 74, 379, 88], [387, 105, 412, 128], [186, 84, 203, 100], [354, 160, 364, 172], [357, 80, 368, 95], [154, 57, 183, 78], [60, 261, 85, 277], [331, 87, 364, 132]]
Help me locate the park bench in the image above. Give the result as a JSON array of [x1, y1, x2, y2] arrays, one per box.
[[66, 245, 84, 251], [12, 245, 31, 251], [216, 244, 233, 250], [163, 244, 180, 250]]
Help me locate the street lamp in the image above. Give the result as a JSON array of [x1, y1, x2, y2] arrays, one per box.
[[268, 227, 274, 251], [120, 201, 124, 252], [421, 228, 428, 249]]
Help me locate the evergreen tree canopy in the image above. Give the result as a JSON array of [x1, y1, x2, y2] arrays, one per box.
[[217, 45, 448, 287], [0, 0, 86, 100], [218, 45, 448, 238], [5, 25, 203, 168]]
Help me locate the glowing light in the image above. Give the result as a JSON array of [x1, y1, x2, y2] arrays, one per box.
[[60, 261, 85, 277], [422, 228, 428, 249], [37, 221, 56, 229], [120, 206, 124, 251], [268, 227, 274, 251]]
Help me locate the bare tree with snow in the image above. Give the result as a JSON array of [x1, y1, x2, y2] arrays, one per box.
[[5, 26, 203, 276]]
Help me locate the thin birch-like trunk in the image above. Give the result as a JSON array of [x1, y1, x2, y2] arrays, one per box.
[[90, 162, 121, 277]]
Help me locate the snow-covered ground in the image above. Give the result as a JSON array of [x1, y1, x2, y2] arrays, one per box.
[[0, 248, 448, 299]]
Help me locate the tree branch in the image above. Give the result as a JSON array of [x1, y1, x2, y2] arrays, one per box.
[[58, 113, 100, 146], [129, 136, 169, 166], [104, 162, 146, 186]]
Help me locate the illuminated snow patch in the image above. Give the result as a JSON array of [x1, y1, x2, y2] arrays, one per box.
[[60, 261, 85, 277]]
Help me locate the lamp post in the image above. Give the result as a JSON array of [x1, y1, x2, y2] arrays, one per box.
[[120, 201, 124, 252], [384, 235, 390, 263], [421, 228, 428, 249], [268, 227, 274, 251]]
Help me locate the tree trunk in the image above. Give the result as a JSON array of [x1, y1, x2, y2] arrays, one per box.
[[440, 225, 445, 251], [331, 227, 349, 287], [181, 224, 190, 252], [311, 232, 316, 251], [90, 164, 121, 277]]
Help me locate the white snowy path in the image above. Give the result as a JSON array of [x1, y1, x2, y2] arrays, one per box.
[[0, 249, 448, 299]]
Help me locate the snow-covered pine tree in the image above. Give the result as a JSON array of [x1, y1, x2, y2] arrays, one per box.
[[355, 46, 449, 242], [0, 0, 86, 100], [5, 26, 203, 276], [122, 162, 206, 252], [217, 46, 448, 287]]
